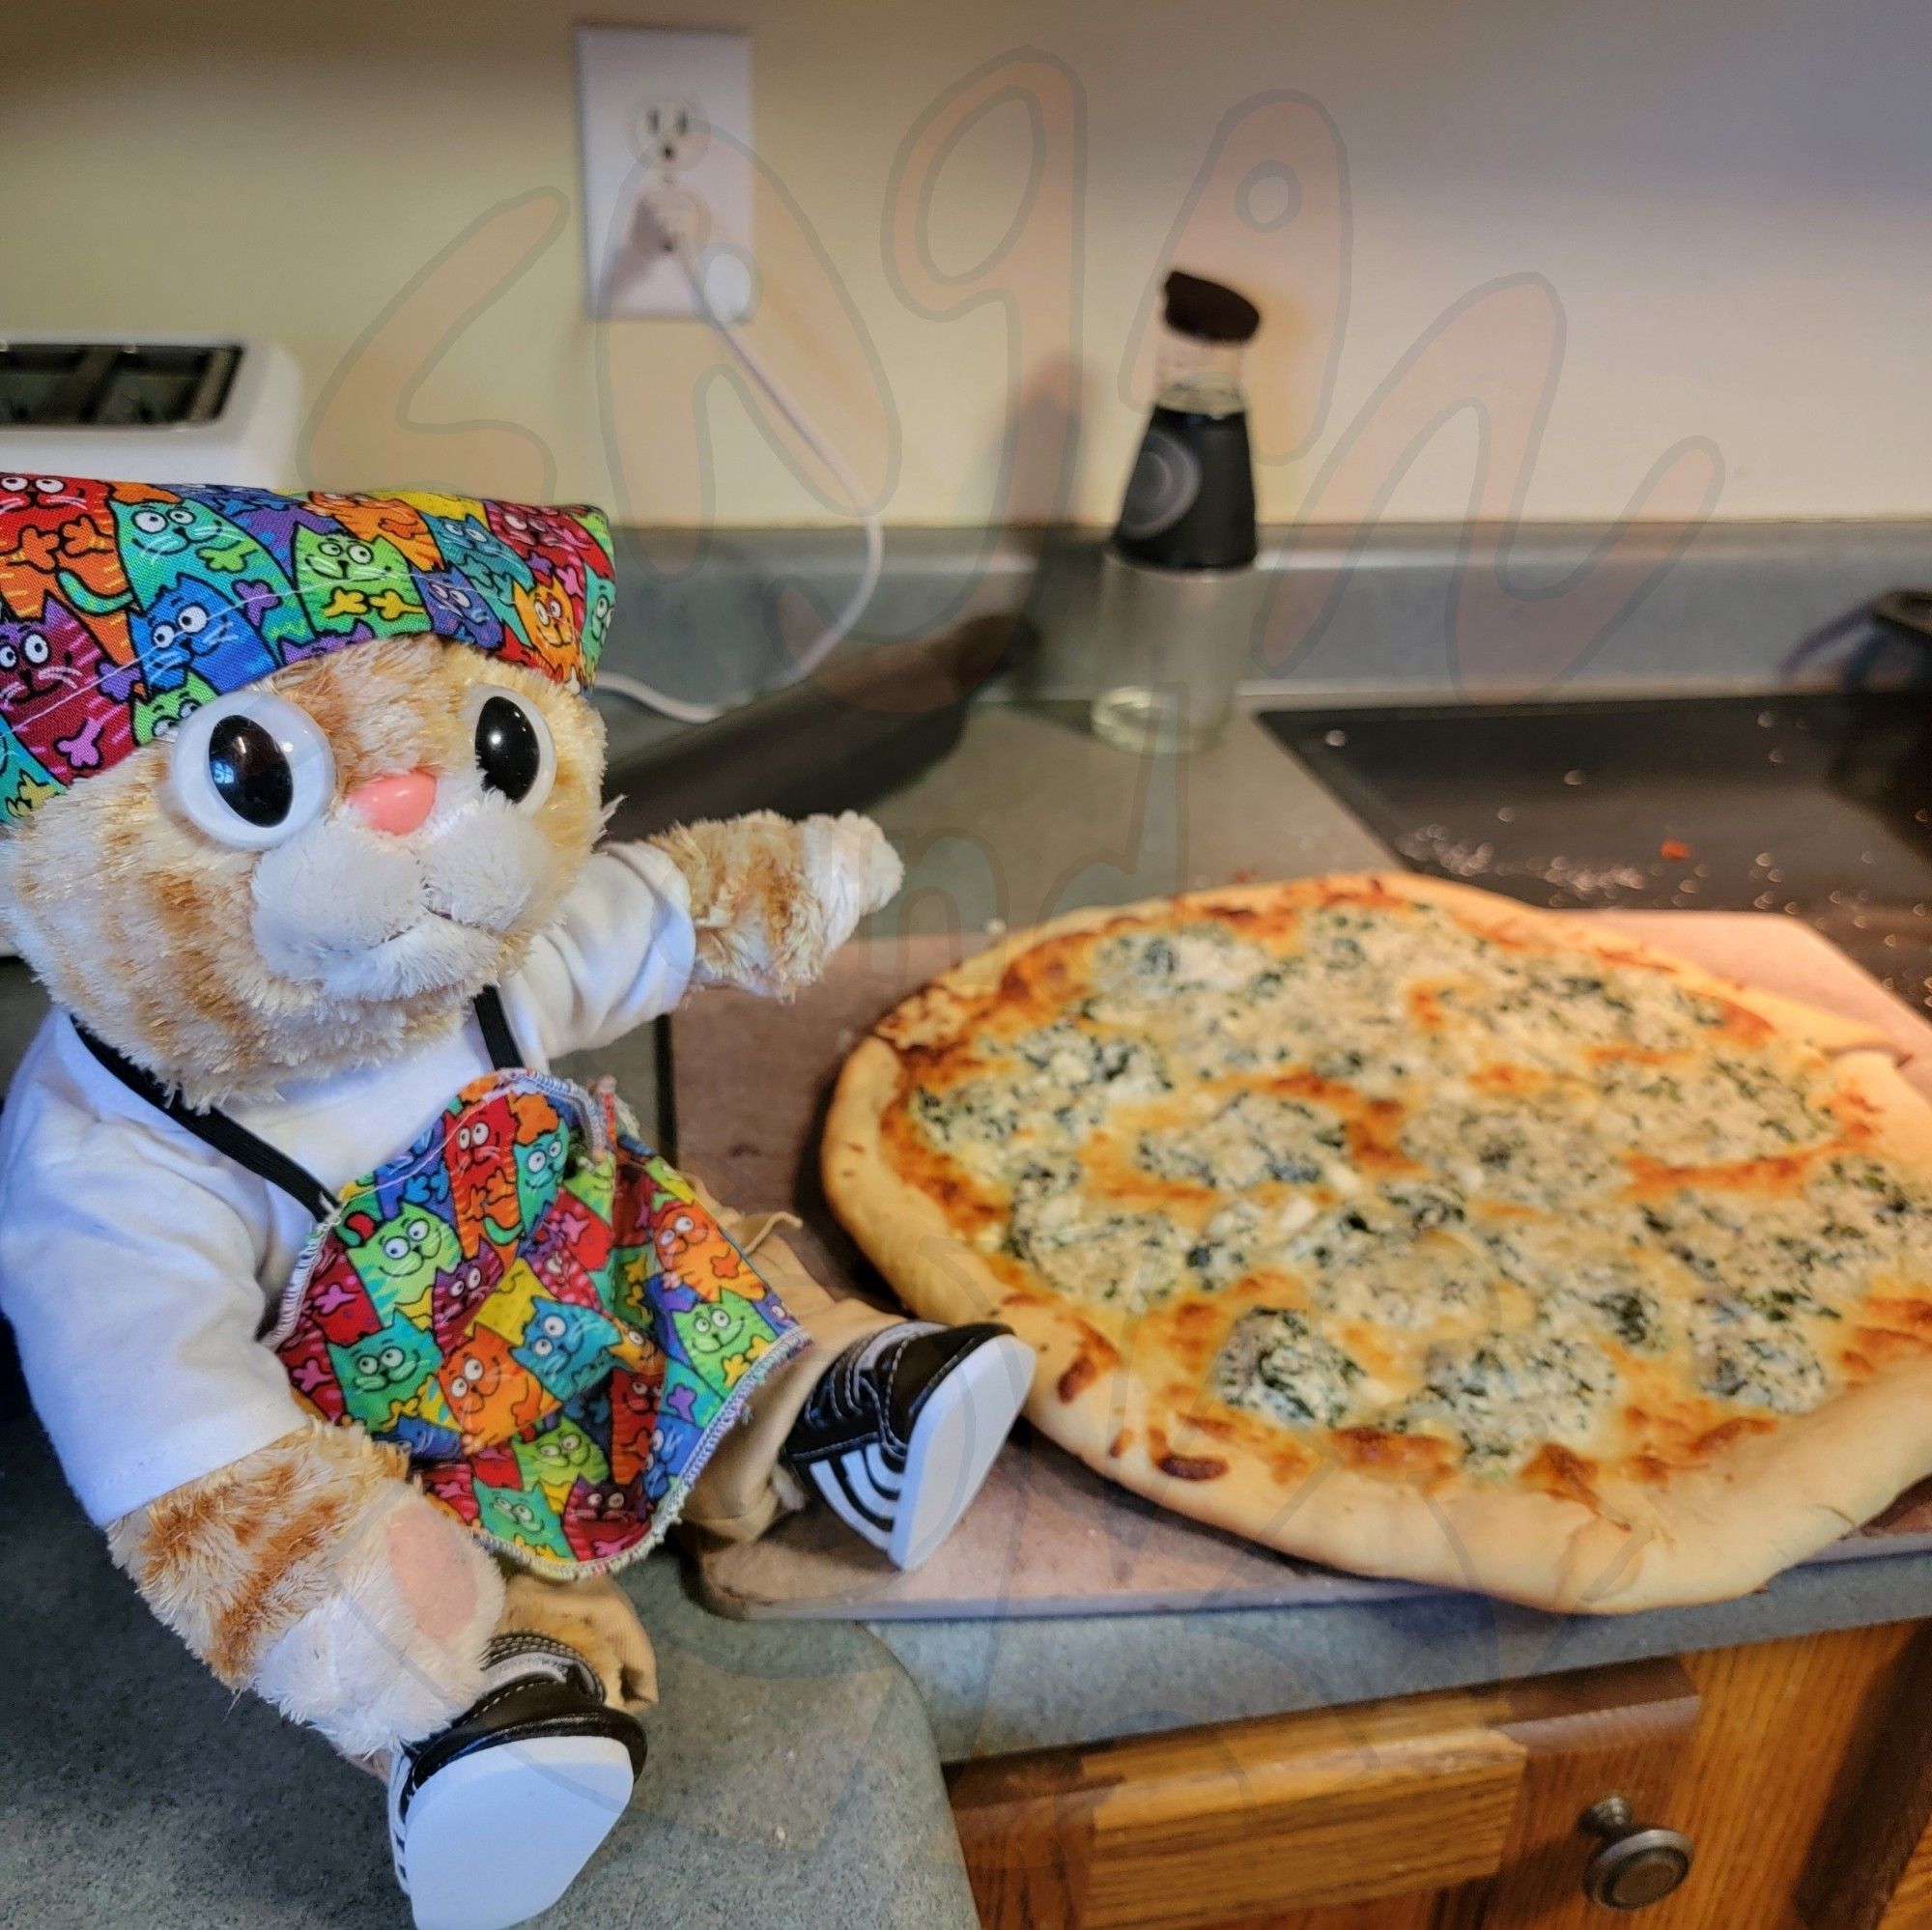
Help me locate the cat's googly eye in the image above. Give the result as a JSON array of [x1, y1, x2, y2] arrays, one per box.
[[34, 478, 62, 494], [0, 645, 15, 671], [21, 633, 49, 666], [0, 476, 26, 493], [170, 690, 335, 850], [132, 508, 167, 534], [167, 505, 195, 526], [176, 605, 209, 635], [151, 623, 176, 650], [466, 684, 554, 810], [348, 542, 375, 566]]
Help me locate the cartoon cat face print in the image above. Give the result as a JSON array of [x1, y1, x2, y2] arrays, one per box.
[[116, 497, 225, 562], [513, 1293, 620, 1398], [294, 527, 426, 639], [129, 576, 280, 694], [431, 1243, 504, 1353], [653, 1206, 741, 1291], [512, 1413, 609, 1495], [439, 1322, 550, 1441], [510, 579, 580, 677], [486, 499, 613, 591], [451, 1095, 525, 1254], [563, 1480, 642, 1562], [130, 669, 217, 745], [343, 1205, 463, 1321], [415, 571, 504, 652], [582, 573, 616, 665], [511, 1110, 571, 1224], [672, 1289, 773, 1397], [472, 1478, 572, 1560], [0, 474, 114, 556], [187, 486, 337, 568], [328, 1314, 440, 1433], [0, 595, 133, 781]]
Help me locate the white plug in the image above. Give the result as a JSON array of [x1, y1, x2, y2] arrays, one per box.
[[576, 27, 753, 321]]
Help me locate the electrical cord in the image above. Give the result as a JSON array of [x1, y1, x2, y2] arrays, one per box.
[[595, 208, 885, 724]]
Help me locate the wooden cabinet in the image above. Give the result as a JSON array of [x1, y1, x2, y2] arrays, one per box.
[[950, 1618, 1932, 1929]]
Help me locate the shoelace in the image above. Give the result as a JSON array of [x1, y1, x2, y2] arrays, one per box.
[[804, 1325, 948, 1459]]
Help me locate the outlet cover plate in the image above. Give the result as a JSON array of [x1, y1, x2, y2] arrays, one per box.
[[575, 25, 753, 320]]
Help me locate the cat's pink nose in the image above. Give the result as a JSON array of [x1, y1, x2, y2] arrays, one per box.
[[346, 768, 437, 836]]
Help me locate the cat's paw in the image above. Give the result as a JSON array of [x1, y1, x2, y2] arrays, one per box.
[[658, 809, 901, 998], [799, 811, 904, 953]]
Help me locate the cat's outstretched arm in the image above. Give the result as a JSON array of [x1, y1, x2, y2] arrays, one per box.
[[108, 1424, 502, 1762], [646, 809, 903, 999]]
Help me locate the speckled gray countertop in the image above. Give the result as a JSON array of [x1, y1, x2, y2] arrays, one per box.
[[0, 1380, 975, 1928], [5, 692, 1931, 1930]]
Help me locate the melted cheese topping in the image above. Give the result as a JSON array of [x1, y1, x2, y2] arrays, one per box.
[[893, 893, 1932, 1483]]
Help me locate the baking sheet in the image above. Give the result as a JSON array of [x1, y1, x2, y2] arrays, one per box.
[[671, 912, 1932, 1621]]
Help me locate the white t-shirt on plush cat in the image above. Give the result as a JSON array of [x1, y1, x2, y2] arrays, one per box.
[[0, 843, 696, 1525]]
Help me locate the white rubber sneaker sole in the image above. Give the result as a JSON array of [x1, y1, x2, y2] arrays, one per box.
[[393, 1734, 637, 1930], [890, 1332, 1034, 1570]]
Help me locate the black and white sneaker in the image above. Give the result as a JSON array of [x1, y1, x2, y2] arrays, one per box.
[[387, 1634, 646, 1930], [783, 1320, 1034, 1570]]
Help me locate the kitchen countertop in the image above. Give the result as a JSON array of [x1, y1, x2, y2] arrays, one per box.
[[4, 694, 1930, 1925]]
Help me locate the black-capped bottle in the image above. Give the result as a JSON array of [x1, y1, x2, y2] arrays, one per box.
[[1091, 270, 1264, 753]]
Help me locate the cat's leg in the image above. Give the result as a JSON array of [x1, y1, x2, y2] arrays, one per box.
[[682, 1182, 1033, 1568], [646, 809, 902, 998], [681, 1191, 898, 1546], [107, 1422, 503, 1762]]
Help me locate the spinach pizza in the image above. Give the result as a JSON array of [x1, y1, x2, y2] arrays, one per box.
[[821, 875, 1932, 1610]]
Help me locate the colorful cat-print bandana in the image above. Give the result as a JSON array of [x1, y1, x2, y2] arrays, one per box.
[[0, 475, 615, 826], [270, 1069, 805, 1576]]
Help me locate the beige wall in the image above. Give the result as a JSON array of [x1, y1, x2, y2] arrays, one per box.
[[7, 0, 1930, 528]]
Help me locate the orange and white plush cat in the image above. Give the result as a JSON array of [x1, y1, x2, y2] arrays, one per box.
[[0, 479, 1031, 1930]]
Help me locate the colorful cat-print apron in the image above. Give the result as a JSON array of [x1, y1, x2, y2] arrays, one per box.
[[75, 990, 805, 1576]]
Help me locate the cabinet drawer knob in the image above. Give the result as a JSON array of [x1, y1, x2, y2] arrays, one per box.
[[1578, 1795, 1694, 1910]]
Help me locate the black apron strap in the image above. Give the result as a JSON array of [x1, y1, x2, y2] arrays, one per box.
[[473, 985, 523, 1072], [71, 1022, 336, 1221], [72, 991, 522, 1218]]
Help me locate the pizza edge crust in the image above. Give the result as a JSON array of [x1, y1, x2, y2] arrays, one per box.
[[882, 873, 1897, 1059], [820, 879, 1932, 1612]]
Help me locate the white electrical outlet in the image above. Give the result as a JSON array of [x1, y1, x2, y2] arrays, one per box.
[[575, 25, 754, 321]]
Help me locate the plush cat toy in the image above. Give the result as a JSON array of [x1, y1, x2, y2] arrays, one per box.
[[0, 477, 1033, 1930]]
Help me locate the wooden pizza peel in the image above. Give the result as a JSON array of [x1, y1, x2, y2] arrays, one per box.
[[669, 915, 1932, 1621]]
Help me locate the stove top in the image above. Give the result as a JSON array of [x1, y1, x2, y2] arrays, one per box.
[[1263, 692, 1932, 1017]]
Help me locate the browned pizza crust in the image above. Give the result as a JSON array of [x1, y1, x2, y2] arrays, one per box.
[[822, 875, 1932, 1612]]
